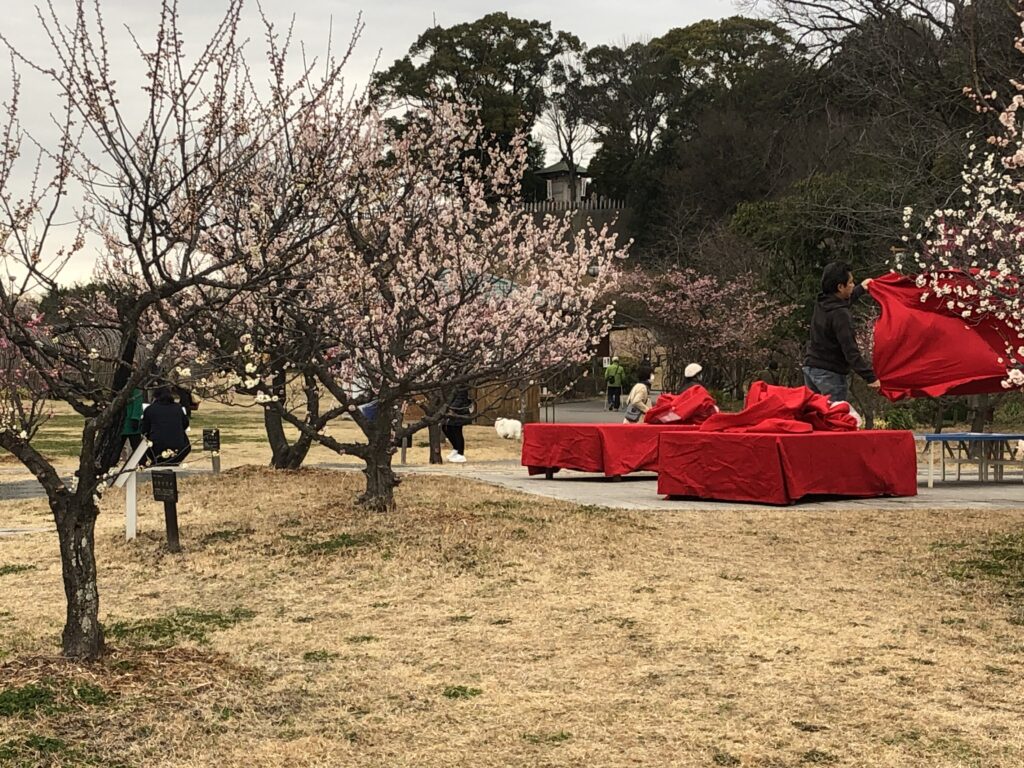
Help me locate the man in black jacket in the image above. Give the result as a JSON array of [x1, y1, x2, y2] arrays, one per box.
[[803, 261, 882, 403], [141, 386, 191, 465]]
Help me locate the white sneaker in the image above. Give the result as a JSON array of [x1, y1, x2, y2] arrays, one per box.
[[447, 450, 458, 460], [449, 453, 467, 463]]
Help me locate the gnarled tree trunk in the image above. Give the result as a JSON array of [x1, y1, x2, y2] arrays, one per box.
[[358, 402, 400, 513], [264, 370, 319, 469], [54, 497, 104, 660], [264, 407, 314, 469]]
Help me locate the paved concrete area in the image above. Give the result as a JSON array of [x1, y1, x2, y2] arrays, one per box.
[[3, 459, 1022, 511], [4, 427, 1024, 511], [400, 460, 1024, 510], [539, 396, 661, 423]]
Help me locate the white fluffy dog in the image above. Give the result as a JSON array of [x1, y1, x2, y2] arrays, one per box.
[[494, 417, 523, 440]]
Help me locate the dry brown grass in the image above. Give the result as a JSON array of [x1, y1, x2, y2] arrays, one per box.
[[2, 469, 1024, 767], [3, 398, 520, 471]]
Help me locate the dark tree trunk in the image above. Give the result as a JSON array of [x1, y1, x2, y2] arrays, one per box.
[[264, 370, 319, 469], [428, 423, 443, 465], [359, 403, 400, 513], [95, 334, 139, 475], [264, 407, 314, 469], [970, 394, 991, 432], [54, 497, 104, 660]]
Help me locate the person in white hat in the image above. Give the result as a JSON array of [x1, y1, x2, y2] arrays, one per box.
[[680, 363, 703, 393]]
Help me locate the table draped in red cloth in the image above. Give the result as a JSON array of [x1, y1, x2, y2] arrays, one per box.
[[521, 423, 698, 477], [869, 272, 1024, 400], [644, 385, 718, 425], [657, 431, 918, 504]]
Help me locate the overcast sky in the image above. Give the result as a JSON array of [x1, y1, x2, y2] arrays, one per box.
[[3, 0, 742, 284]]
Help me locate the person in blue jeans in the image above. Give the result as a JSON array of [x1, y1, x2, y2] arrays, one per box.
[[803, 261, 882, 403]]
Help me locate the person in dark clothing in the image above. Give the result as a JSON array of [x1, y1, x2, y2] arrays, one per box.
[[141, 386, 191, 466], [174, 385, 200, 418], [803, 261, 882, 403], [636, 356, 653, 386], [441, 386, 473, 463]]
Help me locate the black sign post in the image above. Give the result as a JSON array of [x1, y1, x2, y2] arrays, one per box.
[[151, 470, 181, 552], [203, 428, 221, 474]]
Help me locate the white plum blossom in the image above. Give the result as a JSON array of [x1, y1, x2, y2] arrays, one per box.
[[894, 4, 1024, 386]]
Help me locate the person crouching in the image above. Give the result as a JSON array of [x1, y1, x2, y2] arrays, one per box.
[[141, 386, 191, 466]]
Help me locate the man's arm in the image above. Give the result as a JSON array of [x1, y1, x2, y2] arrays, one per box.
[[833, 309, 878, 385], [850, 278, 874, 305]]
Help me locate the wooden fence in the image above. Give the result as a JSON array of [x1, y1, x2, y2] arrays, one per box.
[[403, 382, 541, 425], [519, 198, 624, 213]]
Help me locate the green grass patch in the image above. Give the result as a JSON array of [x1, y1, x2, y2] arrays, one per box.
[[0, 684, 57, 717], [291, 532, 377, 555], [0, 564, 37, 577], [345, 635, 378, 644], [522, 731, 571, 745], [0, 732, 126, 766], [948, 530, 1024, 590], [302, 650, 339, 662], [792, 721, 829, 733], [800, 749, 838, 764], [442, 685, 482, 700], [711, 749, 741, 766], [946, 530, 1024, 624], [0, 734, 69, 761], [0, 680, 111, 718], [200, 528, 255, 545], [106, 607, 255, 648]]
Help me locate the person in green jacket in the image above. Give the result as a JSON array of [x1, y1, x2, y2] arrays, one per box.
[[116, 388, 145, 460], [604, 356, 625, 411]]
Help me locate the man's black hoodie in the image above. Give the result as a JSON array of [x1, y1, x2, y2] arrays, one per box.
[[803, 284, 877, 383]]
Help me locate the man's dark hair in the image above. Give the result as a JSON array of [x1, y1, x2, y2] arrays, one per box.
[[153, 386, 173, 402], [821, 261, 853, 294]]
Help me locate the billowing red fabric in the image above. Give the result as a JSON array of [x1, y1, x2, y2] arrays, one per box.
[[657, 431, 918, 504], [644, 385, 717, 425], [699, 382, 857, 433], [870, 272, 1024, 400], [521, 423, 697, 477]]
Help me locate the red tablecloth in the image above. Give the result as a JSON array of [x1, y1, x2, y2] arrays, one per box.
[[657, 431, 918, 504], [522, 423, 698, 477], [870, 272, 1024, 400]]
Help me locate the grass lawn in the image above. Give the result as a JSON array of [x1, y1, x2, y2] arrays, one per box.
[[0, 398, 521, 469], [1, 468, 1023, 766]]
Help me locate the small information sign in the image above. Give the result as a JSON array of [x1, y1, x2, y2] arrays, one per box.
[[151, 470, 178, 503], [202, 428, 221, 452]]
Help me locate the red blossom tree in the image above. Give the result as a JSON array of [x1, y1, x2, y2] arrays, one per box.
[[621, 268, 795, 393]]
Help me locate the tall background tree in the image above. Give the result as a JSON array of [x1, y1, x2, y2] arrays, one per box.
[[370, 12, 580, 195]]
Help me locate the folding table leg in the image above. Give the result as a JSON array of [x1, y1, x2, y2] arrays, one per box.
[[928, 442, 935, 489]]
